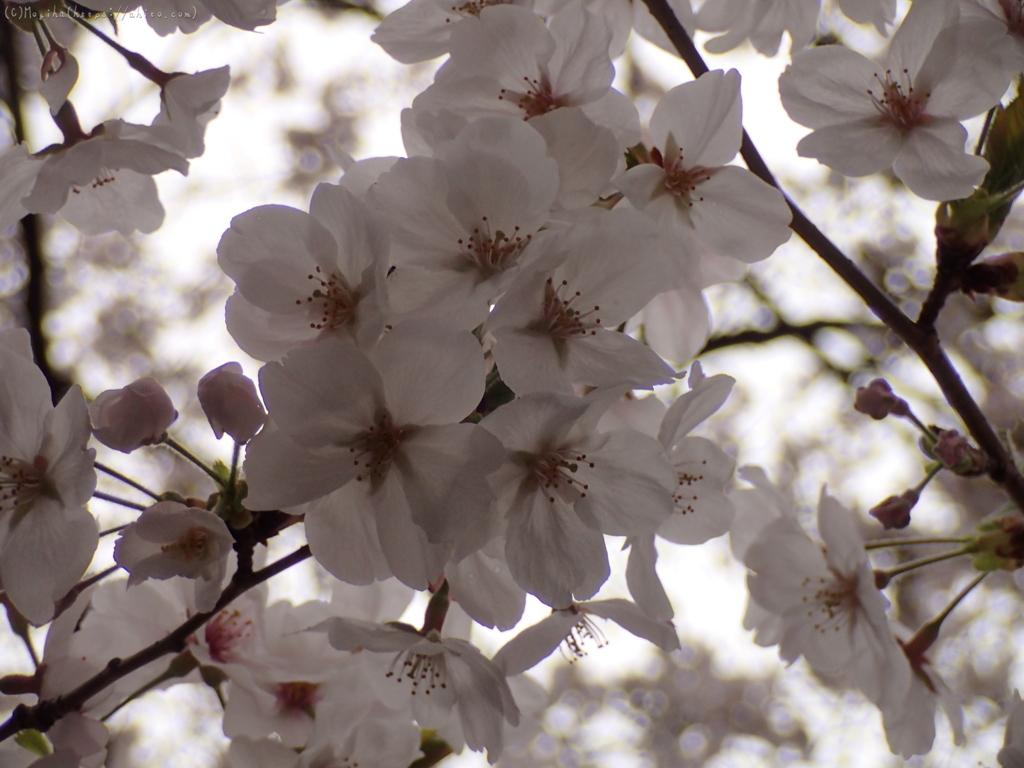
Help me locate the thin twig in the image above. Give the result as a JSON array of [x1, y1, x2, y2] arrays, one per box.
[[92, 491, 147, 511], [0, 545, 311, 742], [864, 536, 973, 551], [700, 320, 881, 354], [162, 437, 223, 485], [638, 0, 1024, 513], [95, 462, 161, 500]]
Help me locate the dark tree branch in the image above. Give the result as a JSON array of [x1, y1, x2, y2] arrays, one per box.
[[0, 545, 311, 742], [639, 0, 1024, 512], [1, 19, 71, 402], [700, 320, 881, 354]]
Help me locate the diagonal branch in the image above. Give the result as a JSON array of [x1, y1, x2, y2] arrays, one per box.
[[0, 545, 311, 743], [638, 0, 1024, 512]]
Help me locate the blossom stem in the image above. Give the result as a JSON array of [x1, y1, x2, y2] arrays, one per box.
[[904, 411, 938, 442], [227, 441, 241, 496], [162, 437, 223, 485], [874, 547, 970, 587], [639, 0, 1024, 516], [95, 462, 161, 500], [92, 490, 147, 511], [421, 579, 450, 634], [975, 106, 996, 155], [932, 571, 987, 628], [69, 13, 173, 87], [864, 535, 972, 551], [913, 463, 943, 493], [902, 572, 988, 658], [0, 544, 312, 743]]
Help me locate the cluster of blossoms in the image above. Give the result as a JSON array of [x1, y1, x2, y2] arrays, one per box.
[[4, 0, 1024, 763]]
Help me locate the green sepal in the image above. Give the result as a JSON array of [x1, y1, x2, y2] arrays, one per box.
[[15, 729, 51, 757]]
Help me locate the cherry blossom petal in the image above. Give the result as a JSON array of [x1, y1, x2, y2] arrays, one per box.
[[796, 119, 903, 177], [582, 598, 680, 651], [691, 166, 791, 263], [779, 46, 883, 129], [297, 485, 392, 585], [658, 365, 735, 447], [2, 495, 98, 625], [369, 324, 485, 426], [60, 170, 165, 236], [529, 108, 618, 210], [492, 609, 578, 675], [650, 70, 742, 167], [308, 182, 390, 283], [396, 424, 503, 554], [373, 471, 449, 590], [573, 429, 675, 536], [504, 489, 610, 608], [243, 422, 358, 510], [625, 535, 674, 621], [633, 286, 710, 365], [547, 0, 614, 103], [919, 19, 1018, 119], [217, 205, 340, 313], [893, 120, 988, 200], [266, 340, 384, 447], [446, 540, 527, 630]]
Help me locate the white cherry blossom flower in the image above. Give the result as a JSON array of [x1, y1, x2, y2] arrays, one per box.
[[599, 363, 735, 620], [487, 209, 676, 395], [113, 501, 235, 612], [0, 329, 97, 625], [743, 490, 910, 707], [244, 323, 503, 590], [615, 70, 791, 266], [218, 182, 389, 360], [779, 0, 1018, 200], [370, 117, 559, 329], [696, 0, 820, 56], [372, 0, 533, 63], [493, 598, 680, 675], [319, 617, 520, 763], [406, 2, 640, 150], [481, 392, 675, 607], [654, 361, 737, 546], [12, 118, 190, 236]]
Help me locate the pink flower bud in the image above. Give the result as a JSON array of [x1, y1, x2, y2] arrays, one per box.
[[932, 429, 986, 475], [869, 489, 918, 530], [197, 362, 266, 443], [89, 378, 177, 453], [854, 379, 909, 420]]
